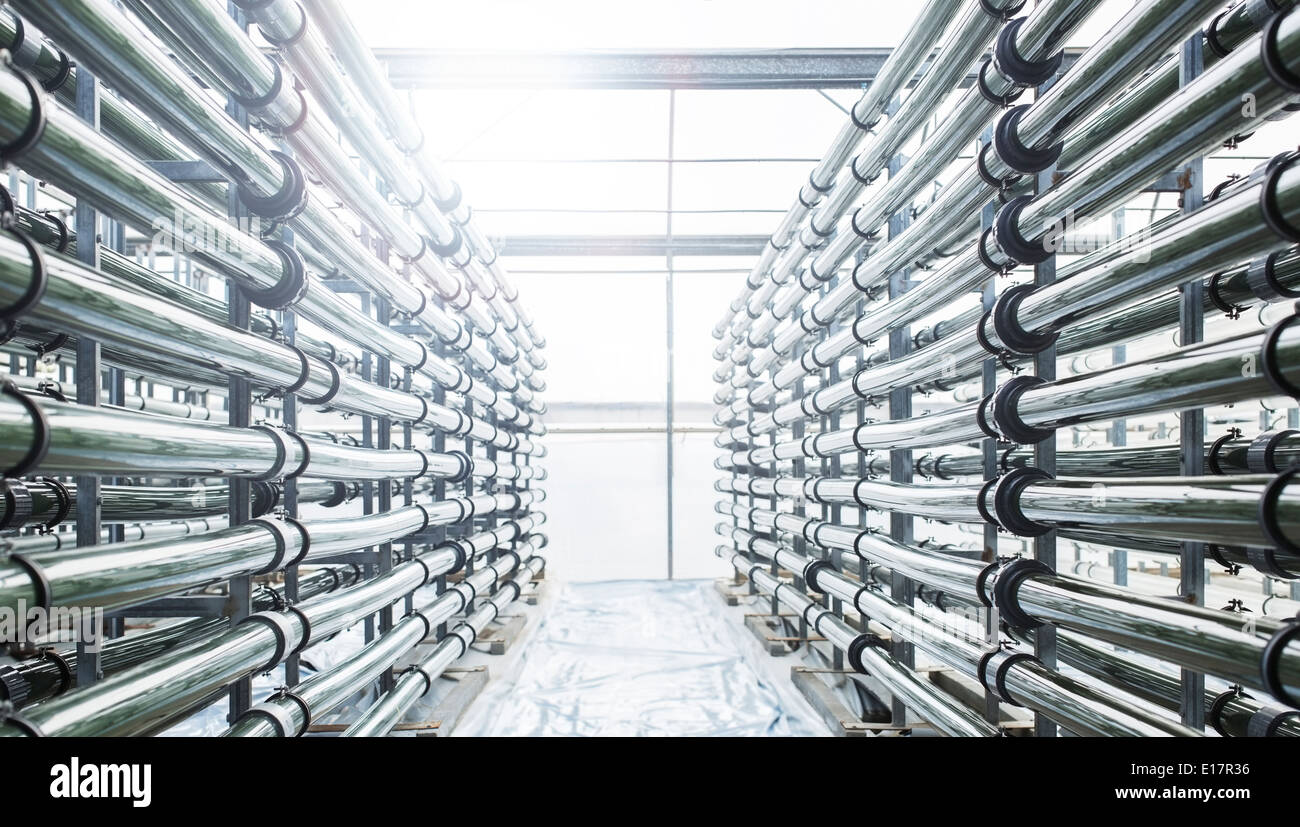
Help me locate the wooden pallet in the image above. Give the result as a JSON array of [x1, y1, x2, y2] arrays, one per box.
[[790, 667, 872, 737], [714, 577, 749, 606], [719, 571, 822, 606], [419, 665, 490, 735], [744, 613, 825, 656], [305, 666, 489, 737], [917, 664, 1033, 735], [791, 667, 926, 737], [521, 579, 545, 606], [477, 613, 527, 655]]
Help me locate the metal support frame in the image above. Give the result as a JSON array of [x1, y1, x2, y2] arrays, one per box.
[[0, 0, 547, 738], [1030, 74, 1060, 739], [792, 349, 807, 645], [432, 339, 449, 641], [282, 302, 302, 684], [221, 0, 255, 726], [376, 287, 395, 692], [360, 287, 377, 642], [497, 234, 769, 257], [462, 361, 476, 610], [816, 362, 832, 589], [402, 356, 415, 618], [977, 126, 1000, 726], [1108, 204, 1128, 587], [376, 47, 1082, 91], [484, 409, 497, 578], [72, 67, 103, 688], [1176, 34, 1206, 732], [766, 388, 778, 618], [666, 89, 676, 580], [884, 96, 913, 726], [377, 48, 896, 90]]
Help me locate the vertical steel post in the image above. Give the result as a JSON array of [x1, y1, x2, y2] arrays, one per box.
[[376, 290, 394, 692], [484, 404, 497, 579], [666, 89, 676, 580], [826, 321, 842, 670], [225, 257, 253, 720], [72, 67, 103, 688], [1177, 33, 1206, 732], [1108, 212, 1128, 587], [432, 340, 449, 640], [402, 358, 415, 617], [223, 0, 255, 723], [462, 354, 475, 609], [1031, 74, 1060, 739], [852, 245, 869, 652], [360, 291, 375, 643], [978, 125, 1000, 726], [884, 94, 912, 725], [104, 215, 125, 642], [282, 307, 301, 685], [792, 345, 807, 645]]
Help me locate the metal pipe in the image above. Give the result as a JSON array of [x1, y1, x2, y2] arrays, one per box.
[[718, 515, 1300, 705], [341, 555, 545, 736], [0, 564, 361, 709], [726, 542, 1199, 736], [223, 538, 543, 736], [0, 497, 525, 615], [742, 179, 1300, 429], [730, 0, 1283, 390], [730, 472, 1300, 554], [243, 0, 543, 353], [168, 0, 535, 363], [103, 0, 538, 379], [0, 389, 476, 481], [732, 0, 1099, 333], [0, 541, 466, 736], [715, 0, 970, 334], [738, 318, 1300, 463], [1058, 632, 1300, 737], [0, 58, 426, 369], [1, 478, 348, 528]]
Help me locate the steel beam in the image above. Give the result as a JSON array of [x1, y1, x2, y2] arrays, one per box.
[[376, 47, 1082, 90], [498, 234, 767, 257], [377, 48, 893, 89]]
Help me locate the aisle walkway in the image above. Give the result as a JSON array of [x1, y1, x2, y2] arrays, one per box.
[[453, 579, 825, 736]]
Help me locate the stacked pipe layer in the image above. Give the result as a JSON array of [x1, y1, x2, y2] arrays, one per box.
[[0, 0, 547, 737], [714, 0, 1300, 737]]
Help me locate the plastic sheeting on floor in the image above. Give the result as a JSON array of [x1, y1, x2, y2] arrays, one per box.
[[453, 579, 827, 737]]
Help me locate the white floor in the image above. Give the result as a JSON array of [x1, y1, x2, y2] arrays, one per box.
[[453, 579, 827, 736]]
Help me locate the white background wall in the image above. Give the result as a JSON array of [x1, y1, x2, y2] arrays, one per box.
[[534, 432, 729, 581], [513, 262, 737, 582]]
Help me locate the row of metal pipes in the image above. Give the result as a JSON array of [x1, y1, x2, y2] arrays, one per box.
[[0, 0, 548, 736], [714, 0, 1300, 736]]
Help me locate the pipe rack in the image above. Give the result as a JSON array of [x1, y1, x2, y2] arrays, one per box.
[[0, 0, 547, 737], [715, 0, 1300, 737]]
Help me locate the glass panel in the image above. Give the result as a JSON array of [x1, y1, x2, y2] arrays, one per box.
[[511, 272, 667, 404], [538, 433, 667, 581], [672, 432, 732, 580], [673, 89, 854, 159], [672, 271, 746, 414]]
